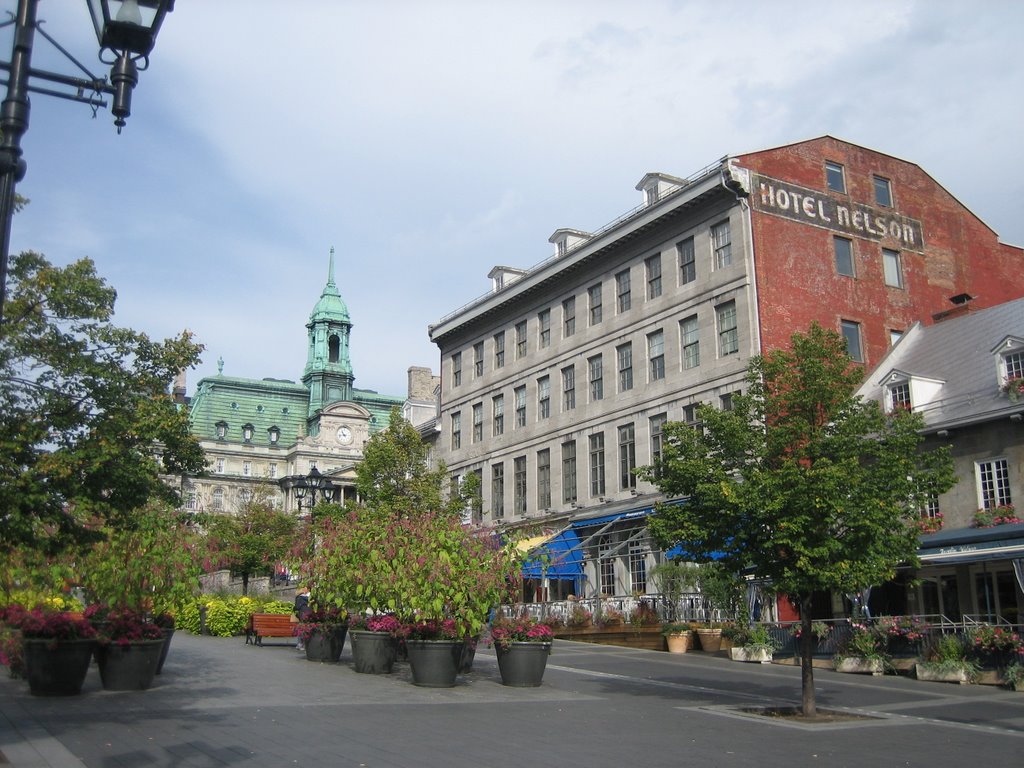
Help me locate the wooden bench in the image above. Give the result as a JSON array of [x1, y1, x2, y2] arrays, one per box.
[[246, 613, 296, 646]]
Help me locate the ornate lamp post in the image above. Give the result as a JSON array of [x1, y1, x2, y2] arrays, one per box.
[[0, 0, 174, 327], [291, 467, 337, 517]]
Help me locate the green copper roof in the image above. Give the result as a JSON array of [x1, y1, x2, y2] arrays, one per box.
[[353, 389, 405, 434], [310, 248, 350, 324], [188, 375, 309, 446]]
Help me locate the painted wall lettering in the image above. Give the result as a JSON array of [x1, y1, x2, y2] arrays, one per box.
[[752, 174, 924, 252]]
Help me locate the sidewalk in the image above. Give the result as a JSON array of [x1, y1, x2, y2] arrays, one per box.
[[2, 632, 1023, 767]]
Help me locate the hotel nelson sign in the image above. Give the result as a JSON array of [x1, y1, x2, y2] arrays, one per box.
[[751, 174, 925, 253]]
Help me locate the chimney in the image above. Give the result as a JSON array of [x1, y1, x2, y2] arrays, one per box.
[[932, 293, 976, 323], [172, 369, 188, 405]]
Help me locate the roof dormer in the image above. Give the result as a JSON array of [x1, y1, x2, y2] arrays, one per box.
[[487, 265, 528, 293], [880, 369, 944, 413], [548, 228, 591, 258], [991, 335, 1024, 397], [635, 172, 686, 206]]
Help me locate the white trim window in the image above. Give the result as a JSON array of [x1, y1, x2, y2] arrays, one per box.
[[977, 458, 1012, 510], [886, 380, 912, 412], [712, 220, 732, 268]]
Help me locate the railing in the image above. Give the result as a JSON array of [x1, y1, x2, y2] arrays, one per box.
[[501, 592, 731, 625]]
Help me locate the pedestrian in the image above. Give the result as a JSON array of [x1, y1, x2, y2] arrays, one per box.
[[293, 585, 311, 651]]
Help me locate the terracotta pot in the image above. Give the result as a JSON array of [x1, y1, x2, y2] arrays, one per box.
[[695, 628, 722, 653], [665, 632, 691, 654]]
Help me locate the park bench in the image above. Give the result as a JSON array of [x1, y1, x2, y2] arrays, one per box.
[[246, 613, 296, 646]]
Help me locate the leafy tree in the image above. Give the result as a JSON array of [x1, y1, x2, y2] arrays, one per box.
[[205, 484, 298, 595], [0, 252, 206, 558], [356, 407, 465, 517], [639, 323, 955, 716]]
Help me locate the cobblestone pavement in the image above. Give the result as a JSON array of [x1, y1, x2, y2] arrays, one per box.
[[2, 632, 1023, 767]]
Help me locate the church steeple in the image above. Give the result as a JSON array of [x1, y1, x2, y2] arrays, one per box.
[[302, 248, 355, 422]]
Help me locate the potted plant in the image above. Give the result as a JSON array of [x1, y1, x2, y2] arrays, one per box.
[[400, 618, 465, 688], [597, 607, 625, 628], [916, 633, 979, 684], [967, 624, 1022, 670], [568, 604, 593, 629], [694, 623, 724, 652], [972, 505, 1022, 528], [790, 620, 831, 655], [649, 560, 699, 622], [661, 623, 693, 654], [347, 614, 401, 674], [834, 623, 887, 675], [1004, 661, 1024, 692], [14, 607, 97, 696], [1001, 375, 1024, 401], [876, 615, 927, 658], [295, 604, 349, 663], [627, 601, 660, 628], [728, 624, 779, 663], [489, 615, 555, 687], [94, 608, 165, 691]]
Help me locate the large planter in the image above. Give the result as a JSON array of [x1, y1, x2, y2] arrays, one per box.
[[665, 632, 691, 654], [21, 638, 95, 696], [405, 639, 465, 688], [349, 630, 397, 674], [96, 639, 164, 691], [835, 657, 884, 675], [695, 628, 722, 653], [305, 624, 348, 663], [156, 628, 175, 675], [495, 641, 552, 687], [729, 646, 773, 663], [915, 663, 971, 684]]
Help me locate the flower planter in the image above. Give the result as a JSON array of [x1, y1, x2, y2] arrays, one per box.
[[156, 627, 175, 675], [495, 641, 552, 687], [695, 628, 722, 653], [305, 624, 348, 663], [96, 639, 164, 691], [21, 638, 95, 696], [915, 663, 971, 684], [665, 632, 691, 654], [835, 657, 884, 675], [729, 646, 773, 664], [406, 639, 465, 688], [350, 630, 398, 674]]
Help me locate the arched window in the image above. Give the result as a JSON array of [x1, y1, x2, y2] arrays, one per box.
[[242, 424, 254, 442], [215, 421, 228, 440], [268, 426, 280, 445], [211, 487, 224, 511], [328, 334, 340, 363]]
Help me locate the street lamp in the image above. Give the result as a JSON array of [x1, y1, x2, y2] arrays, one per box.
[[292, 467, 337, 515], [0, 0, 174, 328]]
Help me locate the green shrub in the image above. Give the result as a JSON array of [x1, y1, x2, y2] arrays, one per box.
[[175, 594, 294, 636]]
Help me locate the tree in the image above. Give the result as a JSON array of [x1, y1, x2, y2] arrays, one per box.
[[0, 252, 206, 558], [640, 323, 955, 716], [356, 407, 466, 518], [205, 485, 299, 595]]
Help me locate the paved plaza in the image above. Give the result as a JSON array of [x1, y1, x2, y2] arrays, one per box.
[[2, 631, 1023, 767]]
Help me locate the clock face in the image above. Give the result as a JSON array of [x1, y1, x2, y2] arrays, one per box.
[[337, 425, 353, 445]]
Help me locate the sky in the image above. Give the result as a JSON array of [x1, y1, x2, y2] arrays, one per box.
[[8, 0, 1024, 400]]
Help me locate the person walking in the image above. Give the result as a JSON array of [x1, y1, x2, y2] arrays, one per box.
[[293, 586, 311, 651]]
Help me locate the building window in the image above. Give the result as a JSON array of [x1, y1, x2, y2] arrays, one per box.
[[589, 433, 606, 497], [599, 536, 616, 596], [474, 341, 484, 377], [712, 220, 732, 269], [615, 269, 631, 313], [562, 440, 577, 504], [645, 254, 662, 299], [243, 461, 252, 477], [450, 412, 461, 450], [211, 487, 224, 511], [515, 320, 527, 359], [562, 296, 576, 338], [1003, 350, 1024, 385], [269, 462, 278, 479], [720, 393, 734, 411], [629, 542, 647, 594], [215, 421, 227, 440], [242, 424, 254, 443], [678, 237, 696, 285], [618, 423, 636, 490], [681, 315, 700, 369], [184, 490, 198, 510], [472, 403, 483, 442], [650, 413, 667, 467], [588, 283, 603, 325], [537, 449, 551, 509], [834, 236, 854, 277], [617, 342, 633, 392], [268, 426, 280, 445], [825, 160, 846, 193], [514, 456, 527, 517], [538, 309, 551, 349], [451, 352, 462, 387], [215, 458, 225, 474], [882, 248, 903, 288], [873, 175, 892, 207], [589, 354, 604, 402], [648, 330, 665, 382], [537, 376, 551, 420], [492, 463, 505, 520], [492, 394, 504, 436], [515, 385, 526, 428], [683, 403, 702, 427], [888, 381, 912, 412], [840, 320, 863, 362], [977, 458, 1012, 509], [562, 365, 576, 411], [494, 331, 505, 368], [716, 301, 739, 356]]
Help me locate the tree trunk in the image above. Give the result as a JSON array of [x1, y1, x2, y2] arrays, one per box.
[[241, 572, 249, 596], [800, 596, 816, 717]]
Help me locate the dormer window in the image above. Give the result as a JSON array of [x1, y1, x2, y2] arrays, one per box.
[[215, 421, 228, 440], [242, 424, 254, 442], [887, 381, 912, 412], [993, 337, 1024, 399], [268, 426, 280, 445]]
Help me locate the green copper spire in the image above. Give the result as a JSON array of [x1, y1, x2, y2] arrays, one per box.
[[303, 248, 355, 421], [309, 246, 350, 324]]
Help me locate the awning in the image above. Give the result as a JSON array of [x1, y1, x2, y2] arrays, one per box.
[[918, 522, 1024, 566], [570, 508, 652, 529], [663, 544, 726, 562], [521, 529, 585, 579]]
